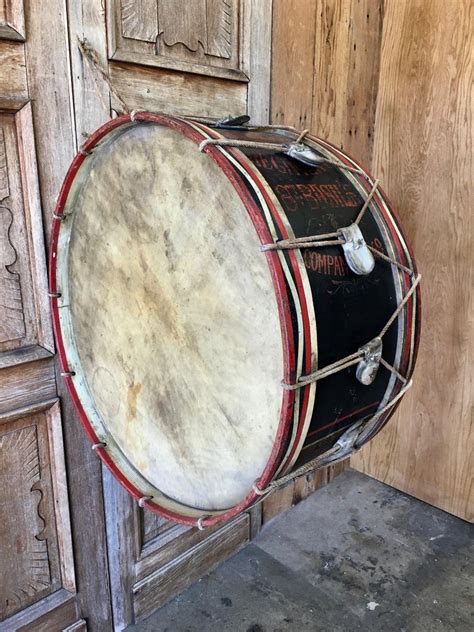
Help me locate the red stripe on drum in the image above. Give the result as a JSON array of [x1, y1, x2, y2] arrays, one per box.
[[305, 401, 379, 441]]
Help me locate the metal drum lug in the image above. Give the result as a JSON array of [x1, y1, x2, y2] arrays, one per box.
[[283, 142, 323, 167], [338, 223, 375, 275], [214, 114, 251, 128], [356, 337, 383, 385]]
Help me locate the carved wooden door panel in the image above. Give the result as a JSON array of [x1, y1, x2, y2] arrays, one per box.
[[92, 1, 272, 628], [0, 17, 84, 632]]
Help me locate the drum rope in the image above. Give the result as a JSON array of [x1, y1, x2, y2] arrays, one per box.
[[198, 138, 365, 175], [296, 128, 310, 143], [77, 38, 129, 114], [368, 246, 414, 276], [282, 353, 362, 390], [282, 273, 420, 391], [261, 179, 379, 251], [251, 378, 413, 499]]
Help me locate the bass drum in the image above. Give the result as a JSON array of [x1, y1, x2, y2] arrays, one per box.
[[49, 113, 421, 527]]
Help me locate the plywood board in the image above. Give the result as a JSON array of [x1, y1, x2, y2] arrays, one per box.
[[312, 0, 384, 165], [351, 0, 473, 522]]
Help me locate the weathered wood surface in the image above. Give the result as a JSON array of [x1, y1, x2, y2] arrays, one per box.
[[109, 60, 247, 117], [23, 0, 76, 239], [0, 2, 115, 630], [135, 518, 232, 581], [0, 15, 83, 628], [351, 0, 473, 522], [246, 0, 272, 124], [0, 357, 56, 414], [68, 0, 110, 137], [102, 466, 137, 632], [108, 0, 246, 81], [0, 41, 28, 109], [262, 465, 348, 525], [0, 105, 52, 356], [0, 413, 61, 619], [312, 0, 384, 166], [271, 0, 317, 129], [272, 0, 383, 167], [9, 590, 77, 632], [0, 401, 76, 627], [132, 514, 249, 620]]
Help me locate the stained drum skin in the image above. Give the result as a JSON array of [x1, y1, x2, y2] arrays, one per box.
[[68, 124, 283, 510]]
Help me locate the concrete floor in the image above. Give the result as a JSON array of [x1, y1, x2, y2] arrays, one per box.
[[127, 469, 473, 632]]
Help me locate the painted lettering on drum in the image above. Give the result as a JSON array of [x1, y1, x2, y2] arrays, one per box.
[[303, 237, 383, 278], [273, 182, 360, 213], [253, 153, 313, 176]]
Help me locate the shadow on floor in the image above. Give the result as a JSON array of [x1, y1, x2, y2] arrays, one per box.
[[127, 469, 473, 632]]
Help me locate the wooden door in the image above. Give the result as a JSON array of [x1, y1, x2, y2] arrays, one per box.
[[0, 2, 112, 630], [75, 1, 273, 628], [0, 2, 348, 630]]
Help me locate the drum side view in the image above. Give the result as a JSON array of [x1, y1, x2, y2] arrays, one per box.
[[49, 112, 421, 527]]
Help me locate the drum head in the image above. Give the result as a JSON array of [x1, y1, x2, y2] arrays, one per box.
[[58, 121, 284, 510]]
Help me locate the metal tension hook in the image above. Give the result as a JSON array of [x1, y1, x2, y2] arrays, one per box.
[[214, 114, 251, 128], [338, 223, 375, 275], [356, 337, 383, 385], [283, 143, 323, 167]]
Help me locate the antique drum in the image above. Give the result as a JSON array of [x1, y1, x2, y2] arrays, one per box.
[[49, 112, 421, 528]]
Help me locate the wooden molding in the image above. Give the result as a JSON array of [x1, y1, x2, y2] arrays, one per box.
[[0, 402, 76, 623], [109, 60, 247, 118], [0, 103, 54, 367], [108, 0, 249, 82], [62, 618, 87, 632], [0, 41, 28, 110], [132, 514, 249, 620], [0, 0, 25, 42]]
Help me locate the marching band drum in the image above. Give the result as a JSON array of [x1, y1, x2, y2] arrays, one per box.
[[49, 113, 420, 528]]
